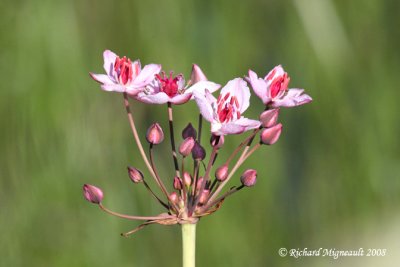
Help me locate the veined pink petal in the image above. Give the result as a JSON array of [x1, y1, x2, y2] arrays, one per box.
[[132, 64, 161, 88], [131, 60, 142, 78], [135, 92, 170, 104], [193, 90, 217, 123], [265, 65, 285, 81], [169, 93, 192, 105], [89, 73, 114, 85], [221, 78, 251, 113], [186, 81, 221, 95], [216, 117, 260, 135], [103, 50, 117, 77], [101, 83, 126, 92], [271, 88, 312, 107], [247, 70, 270, 104]]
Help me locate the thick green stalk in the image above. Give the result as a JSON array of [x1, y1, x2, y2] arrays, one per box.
[[181, 223, 196, 267]]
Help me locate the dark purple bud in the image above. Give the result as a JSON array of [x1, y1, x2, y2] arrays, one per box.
[[179, 137, 195, 157], [182, 123, 197, 139], [259, 108, 280, 128], [199, 189, 210, 204], [127, 166, 144, 183], [240, 169, 257, 187], [192, 141, 206, 160], [146, 123, 164, 145], [215, 164, 229, 182], [183, 171, 192, 187], [83, 184, 104, 204], [210, 134, 225, 148], [260, 123, 282, 145], [173, 176, 183, 190], [190, 64, 208, 84], [169, 192, 179, 204]]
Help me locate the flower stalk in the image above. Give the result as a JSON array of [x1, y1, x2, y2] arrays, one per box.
[[182, 223, 197, 267]]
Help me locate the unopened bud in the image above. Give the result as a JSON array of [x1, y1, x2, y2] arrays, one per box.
[[210, 134, 224, 148], [146, 123, 164, 145], [183, 171, 192, 187], [83, 184, 104, 204], [196, 177, 204, 190], [127, 166, 144, 183], [259, 108, 279, 128], [179, 137, 195, 157], [192, 141, 206, 160], [169, 192, 179, 204], [240, 169, 257, 187], [215, 164, 229, 182], [260, 123, 282, 145], [182, 123, 197, 139], [199, 189, 210, 204], [173, 176, 183, 190], [190, 64, 208, 84]]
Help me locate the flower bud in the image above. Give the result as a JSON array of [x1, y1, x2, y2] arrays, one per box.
[[182, 123, 197, 139], [240, 169, 257, 187], [260, 123, 282, 145], [215, 164, 229, 182], [190, 64, 208, 84], [259, 108, 279, 128], [173, 176, 183, 190], [169, 192, 179, 204], [179, 137, 195, 157], [83, 184, 104, 204], [183, 171, 192, 187], [127, 166, 144, 183], [210, 134, 224, 148], [146, 123, 164, 145], [199, 189, 210, 204], [196, 177, 204, 190], [192, 141, 206, 160]]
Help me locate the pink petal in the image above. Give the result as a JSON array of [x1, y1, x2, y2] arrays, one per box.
[[131, 60, 142, 78], [193, 90, 217, 123], [272, 88, 313, 108], [132, 63, 161, 88], [247, 70, 270, 104], [190, 64, 207, 84], [169, 93, 192, 105], [103, 50, 117, 77], [217, 117, 260, 135], [265, 65, 285, 81], [101, 83, 126, 92], [221, 78, 251, 113], [186, 81, 221, 96], [135, 92, 170, 104], [89, 73, 114, 85]]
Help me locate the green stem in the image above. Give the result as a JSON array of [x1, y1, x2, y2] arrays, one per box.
[[182, 223, 196, 267]]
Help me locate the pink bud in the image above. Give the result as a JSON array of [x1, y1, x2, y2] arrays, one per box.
[[173, 176, 183, 190], [183, 172, 192, 187], [83, 184, 104, 204], [192, 141, 206, 160], [179, 137, 195, 157], [182, 123, 197, 139], [146, 123, 164, 145], [127, 166, 144, 183], [210, 134, 225, 148], [169, 192, 179, 204], [196, 177, 204, 190], [260, 123, 282, 145], [190, 64, 208, 84], [259, 108, 280, 128], [199, 189, 210, 204], [240, 169, 257, 187], [215, 164, 229, 182]]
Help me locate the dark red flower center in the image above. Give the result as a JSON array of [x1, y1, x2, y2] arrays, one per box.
[[217, 93, 241, 123], [156, 72, 180, 97], [114, 56, 133, 85]]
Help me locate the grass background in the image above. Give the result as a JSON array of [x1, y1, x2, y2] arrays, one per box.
[[1, 0, 399, 266]]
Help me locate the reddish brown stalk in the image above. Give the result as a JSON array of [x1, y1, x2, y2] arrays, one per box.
[[197, 114, 203, 144], [167, 102, 180, 178], [225, 128, 260, 166], [99, 203, 174, 221], [143, 180, 169, 209], [123, 93, 158, 184], [201, 185, 244, 212]]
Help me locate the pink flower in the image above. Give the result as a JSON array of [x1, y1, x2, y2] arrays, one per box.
[[90, 50, 161, 96], [135, 70, 220, 105], [247, 65, 312, 107], [194, 78, 261, 136]]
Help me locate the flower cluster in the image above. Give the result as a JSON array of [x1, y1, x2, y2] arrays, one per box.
[[84, 50, 312, 235]]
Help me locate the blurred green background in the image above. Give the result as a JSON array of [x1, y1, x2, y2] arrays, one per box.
[[1, 0, 399, 266]]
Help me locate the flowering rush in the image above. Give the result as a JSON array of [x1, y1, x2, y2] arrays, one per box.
[[84, 50, 312, 267]]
